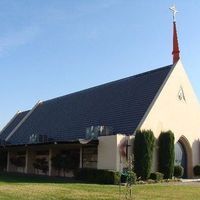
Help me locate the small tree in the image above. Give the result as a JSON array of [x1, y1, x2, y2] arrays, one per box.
[[134, 130, 155, 180], [119, 154, 136, 200], [158, 130, 175, 179], [125, 155, 136, 199]]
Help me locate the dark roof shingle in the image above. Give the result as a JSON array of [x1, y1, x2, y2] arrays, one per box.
[[8, 65, 172, 145], [0, 111, 29, 142]]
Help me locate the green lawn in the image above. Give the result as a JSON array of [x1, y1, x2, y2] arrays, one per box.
[[0, 173, 200, 200]]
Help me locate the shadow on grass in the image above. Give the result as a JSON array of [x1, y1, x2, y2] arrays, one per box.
[[0, 172, 84, 184]]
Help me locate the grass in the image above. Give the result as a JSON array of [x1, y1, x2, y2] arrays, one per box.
[[0, 173, 200, 200]]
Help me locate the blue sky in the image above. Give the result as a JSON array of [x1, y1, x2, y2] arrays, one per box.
[[0, 0, 200, 129]]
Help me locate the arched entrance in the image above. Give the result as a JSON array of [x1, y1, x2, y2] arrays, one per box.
[[175, 141, 187, 177], [175, 136, 193, 178]]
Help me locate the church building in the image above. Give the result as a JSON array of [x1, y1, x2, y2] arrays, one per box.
[[0, 6, 200, 178]]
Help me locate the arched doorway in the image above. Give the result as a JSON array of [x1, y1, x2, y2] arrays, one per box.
[[175, 141, 187, 177], [175, 136, 193, 178]]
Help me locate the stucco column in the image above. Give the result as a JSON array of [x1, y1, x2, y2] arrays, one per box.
[[25, 149, 28, 174], [98, 134, 125, 171], [6, 151, 10, 172], [80, 146, 83, 168], [48, 148, 52, 176], [26, 149, 35, 174]]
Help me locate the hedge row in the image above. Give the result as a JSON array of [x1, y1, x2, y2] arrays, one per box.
[[149, 172, 164, 181], [133, 130, 176, 180], [76, 168, 120, 184]]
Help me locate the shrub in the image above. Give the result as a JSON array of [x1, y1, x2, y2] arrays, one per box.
[[174, 165, 184, 178], [10, 156, 25, 168], [121, 174, 127, 183], [33, 158, 49, 173], [158, 131, 175, 179], [121, 170, 137, 185], [51, 150, 80, 176], [76, 168, 120, 185], [149, 172, 164, 181], [134, 129, 155, 180], [193, 165, 200, 176], [126, 171, 137, 185]]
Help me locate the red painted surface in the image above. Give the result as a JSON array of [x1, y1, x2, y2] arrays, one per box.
[[172, 21, 180, 64]]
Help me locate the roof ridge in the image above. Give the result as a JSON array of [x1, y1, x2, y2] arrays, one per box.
[[45, 64, 172, 104], [5, 104, 39, 142], [18, 110, 30, 114], [134, 64, 175, 132], [0, 111, 20, 136]]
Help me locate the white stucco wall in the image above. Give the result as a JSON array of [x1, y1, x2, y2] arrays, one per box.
[[139, 60, 200, 168], [97, 135, 118, 171], [97, 134, 133, 171]]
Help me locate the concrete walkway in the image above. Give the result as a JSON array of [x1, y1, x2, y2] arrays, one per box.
[[181, 179, 200, 183]]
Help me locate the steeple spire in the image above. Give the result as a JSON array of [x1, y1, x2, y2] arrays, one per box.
[[170, 5, 180, 64]]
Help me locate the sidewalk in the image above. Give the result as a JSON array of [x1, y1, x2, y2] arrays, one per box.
[[180, 179, 200, 183]]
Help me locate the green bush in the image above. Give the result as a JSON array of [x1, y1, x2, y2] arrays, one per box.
[[134, 129, 155, 180], [158, 131, 175, 179], [76, 168, 120, 185], [193, 165, 200, 176], [121, 174, 127, 183], [33, 158, 49, 173], [121, 170, 137, 184], [126, 171, 137, 185], [174, 165, 184, 178], [149, 172, 164, 181]]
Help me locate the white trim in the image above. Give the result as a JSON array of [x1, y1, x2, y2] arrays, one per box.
[[134, 61, 180, 133], [5, 101, 42, 141], [0, 111, 20, 136]]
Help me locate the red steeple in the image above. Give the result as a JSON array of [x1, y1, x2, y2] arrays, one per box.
[[172, 21, 180, 64], [170, 5, 180, 64]]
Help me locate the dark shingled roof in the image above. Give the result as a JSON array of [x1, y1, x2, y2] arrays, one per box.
[[0, 111, 29, 142], [7, 65, 172, 145]]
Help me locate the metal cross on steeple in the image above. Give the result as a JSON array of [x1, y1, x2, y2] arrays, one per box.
[[169, 5, 178, 22], [169, 5, 180, 64]]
